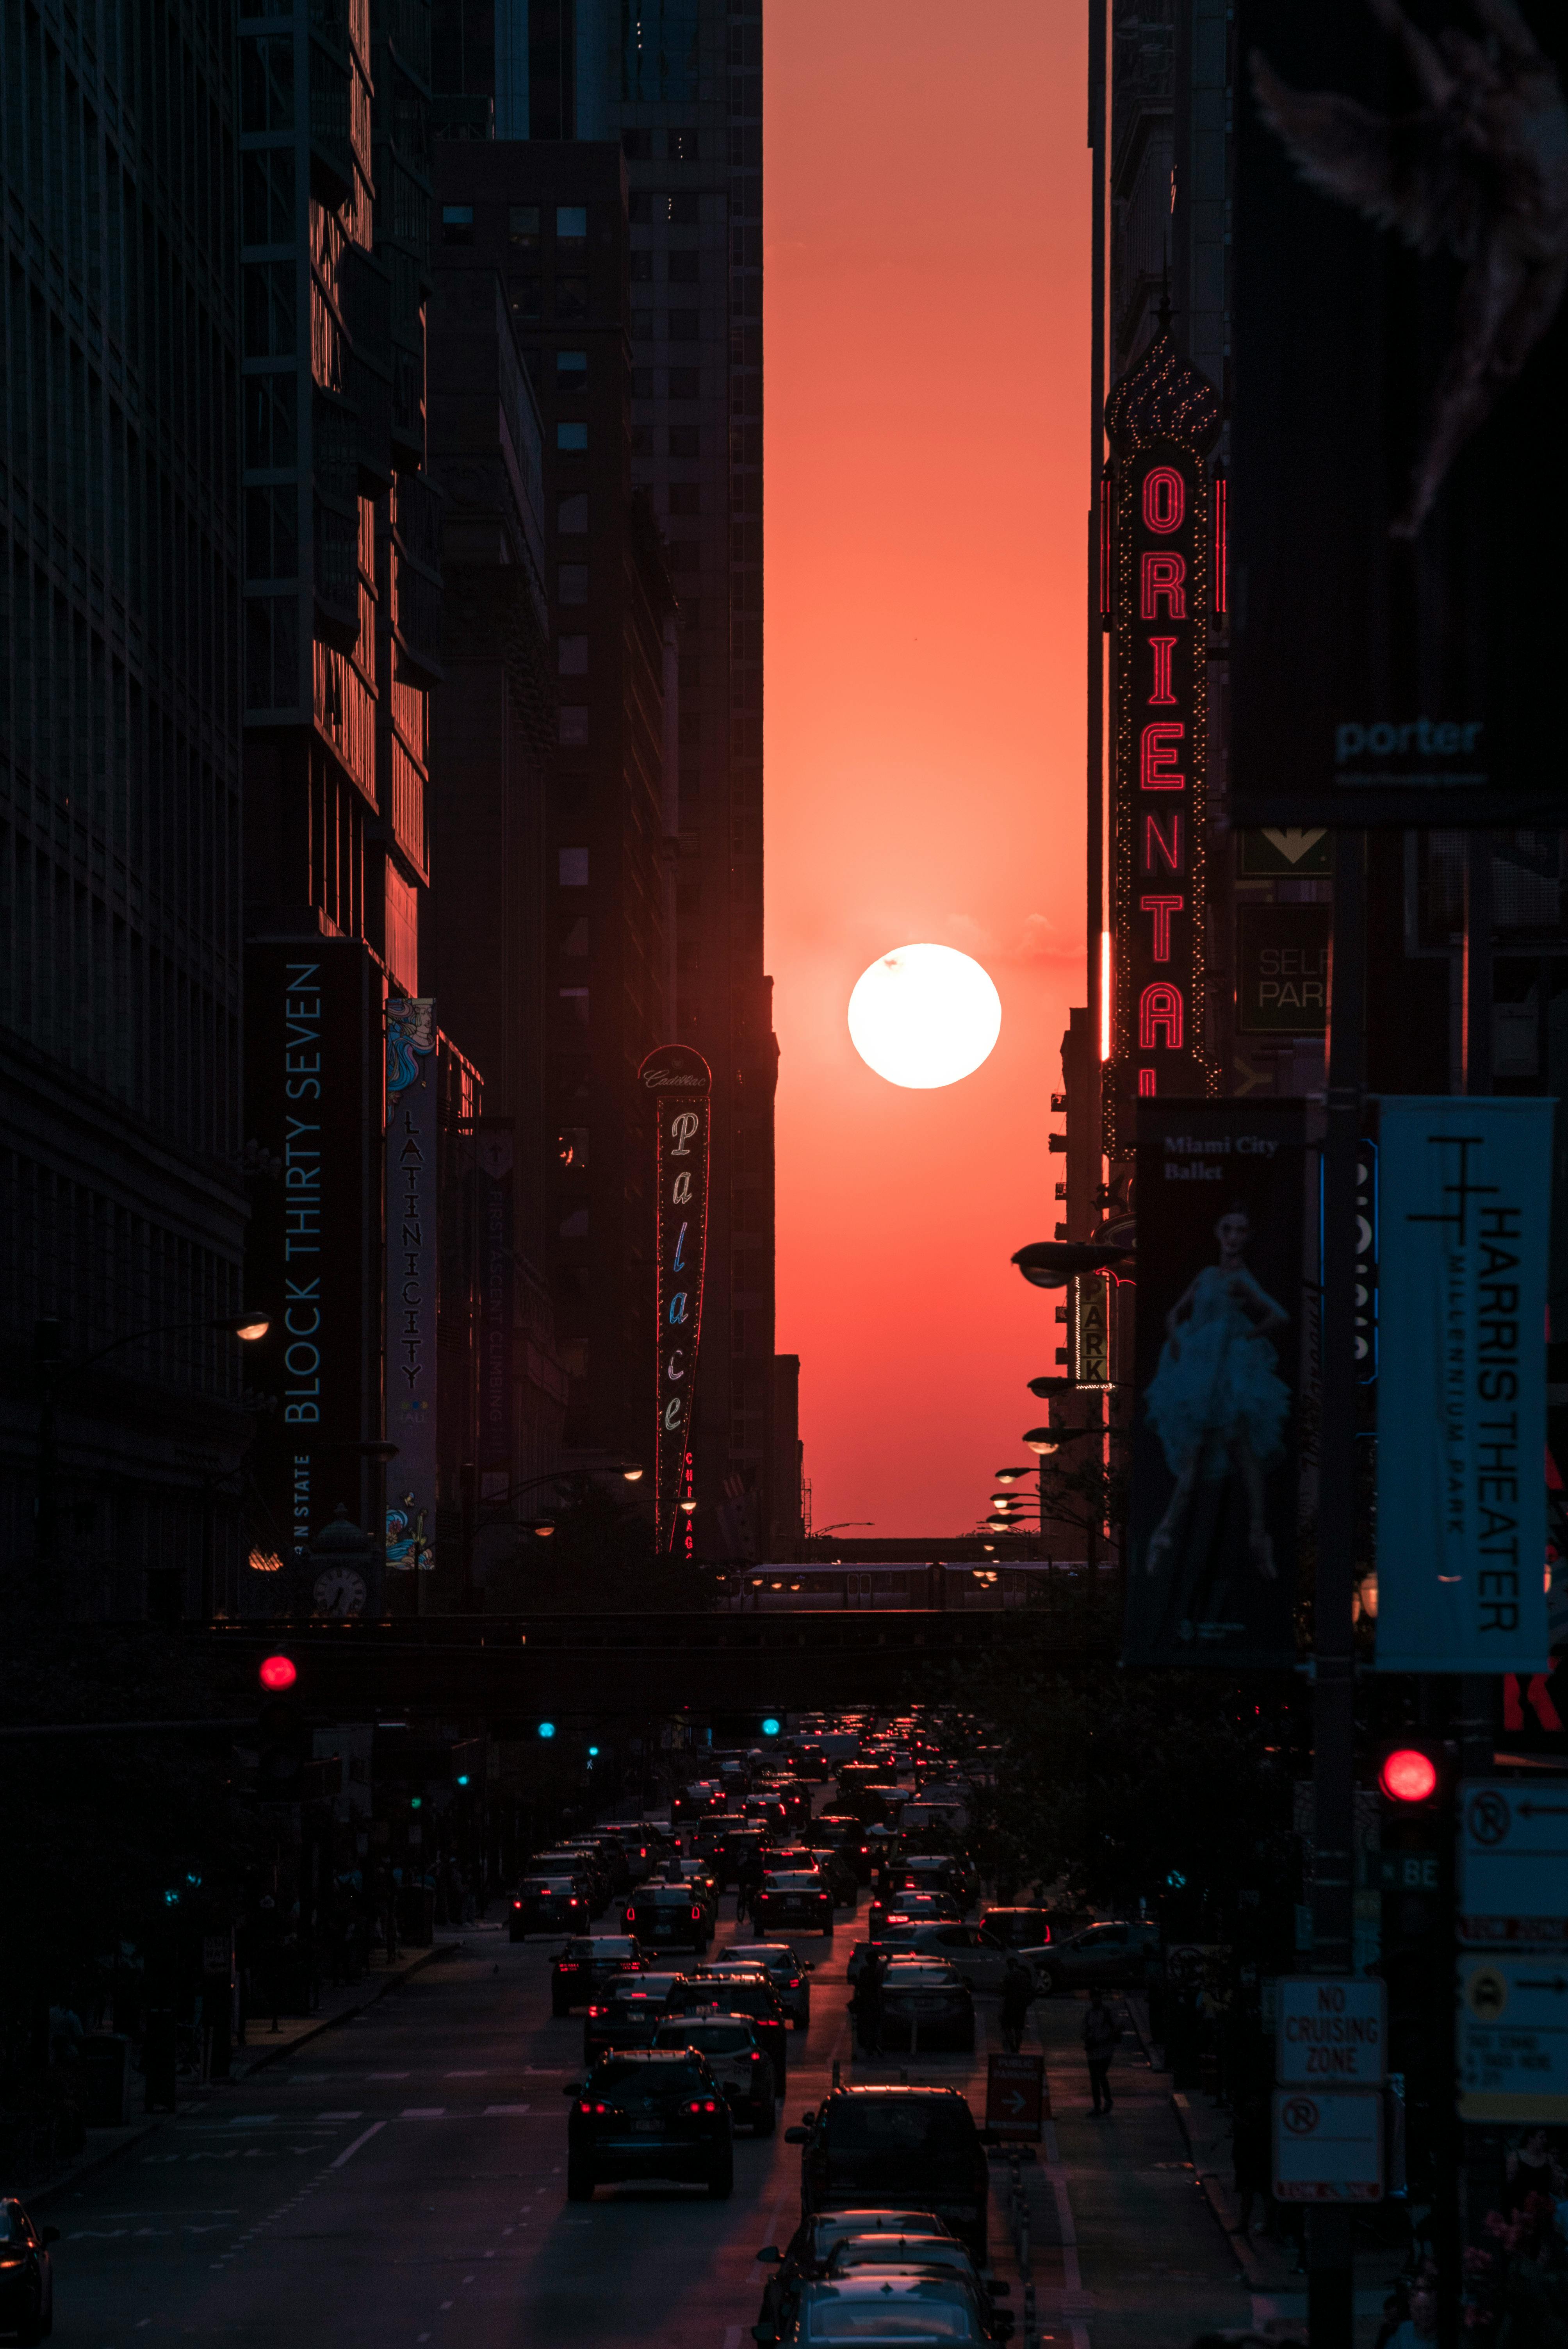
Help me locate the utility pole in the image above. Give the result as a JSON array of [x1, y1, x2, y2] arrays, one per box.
[[1309, 832, 1365, 2346]]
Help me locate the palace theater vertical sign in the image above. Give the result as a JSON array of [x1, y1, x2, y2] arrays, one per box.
[[639, 1047, 713, 1554], [1103, 322, 1222, 1153]]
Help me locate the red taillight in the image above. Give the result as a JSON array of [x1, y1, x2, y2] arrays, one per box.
[[747, 2050, 762, 2062], [691, 1907, 702, 1921], [577, 2099, 592, 2113], [512, 1900, 522, 1909], [594, 2101, 608, 2114], [559, 1962, 581, 1972], [787, 1978, 800, 1989], [624, 1908, 635, 1922], [568, 1898, 580, 1908], [687, 2098, 720, 2113]]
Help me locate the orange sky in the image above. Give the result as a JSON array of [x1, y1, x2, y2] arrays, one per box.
[[766, 0, 1092, 1540]]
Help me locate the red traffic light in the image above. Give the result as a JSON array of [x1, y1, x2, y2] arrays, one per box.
[[259, 1653, 298, 1692], [1379, 1746, 1439, 1804]]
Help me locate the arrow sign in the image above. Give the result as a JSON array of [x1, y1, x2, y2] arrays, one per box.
[[1460, 1780, 1568, 1944], [1516, 1978, 1568, 1994], [986, 2052, 1045, 2140], [1460, 1956, 1568, 2122], [1516, 1804, 1568, 1819]]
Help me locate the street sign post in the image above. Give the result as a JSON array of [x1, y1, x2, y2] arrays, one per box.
[[1459, 1780, 1568, 1946], [1272, 2089, 1384, 2203], [1458, 1957, 1568, 2123], [985, 2051, 1046, 2141], [1278, 1978, 1387, 2087]]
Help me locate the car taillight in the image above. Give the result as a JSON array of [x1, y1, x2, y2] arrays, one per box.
[[787, 1977, 800, 1989], [512, 1900, 522, 1909], [559, 1962, 580, 1971], [747, 2050, 762, 2062], [568, 1898, 580, 1907], [624, 1908, 635, 1922], [687, 2098, 719, 2113], [691, 1907, 702, 1921]]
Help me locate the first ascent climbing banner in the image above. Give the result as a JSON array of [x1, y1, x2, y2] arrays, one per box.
[[1374, 1097, 1552, 1674], [1126, 1099, 1309, 1669], [639, 1045, 713, 1556]]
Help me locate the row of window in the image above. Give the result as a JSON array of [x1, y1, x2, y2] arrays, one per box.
[[442, 203, 589, 247]]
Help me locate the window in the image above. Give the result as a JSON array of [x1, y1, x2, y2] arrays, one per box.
[[668, 309, 699, 343], [510, 279, 542, 324], [668, 192, 700, 226], [559, 847, 590, 886], [556, 421, 588, 453], [509, 204, 540, 247], [243, 262, 296, 358], [244, 373, 297, 468], [556, 350, 588, 391], [559, 707, 589, 746], [245, 485, 298, 582], [240, 33, 294, 132], [630, 251, 654, 283], [668, 424, 699, 459], [559, 986, 590, 1026], [668, 367, 698, 400], [560, 1208, 590, 1238], [561, 916, 589, 957], [558, 494, 588, 533], [558, 564, 588, 604], [668, 483, 700, 517], [622, 129, 653, 160], [242, 149, 295, 246], [667, 250, 700, 285], [441, 204, 475, 245], [556, 205, 588, 241], [668, 129, 699, 162], [558, 635, 588, 675], [555, 278, 590, 321], [385, 865, 419, 994]]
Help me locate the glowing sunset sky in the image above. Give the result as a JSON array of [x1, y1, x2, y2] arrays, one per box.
[[766, 0, 1091, 1539]]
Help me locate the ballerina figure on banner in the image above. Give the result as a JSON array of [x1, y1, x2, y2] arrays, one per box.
[[1142, 1205, 1292, 1597]]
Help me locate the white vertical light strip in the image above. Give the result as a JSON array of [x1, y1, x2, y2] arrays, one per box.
[[1099, 930, 1111, 1060]]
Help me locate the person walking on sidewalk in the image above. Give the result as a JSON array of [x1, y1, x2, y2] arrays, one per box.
[[1000, 1955, 1034, 2054], [1083, 1987, 1120, 2114]]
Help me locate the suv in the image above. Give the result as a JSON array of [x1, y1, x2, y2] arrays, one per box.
[[674, 1968, 789, 2083], [786, 2085, 990, 2264], [805, 1848, 859, 1909], [654, 2013, 776, 2132], [978, 1908, 1057, 1950], [622, 1882, 712, 1953], [717, 1943, 813, 2029], [583, 1975, 684, 2064], [563, 2048, 733, 2200], [550, 1934, 644, 2018], [812, 1816, 873, 1884], [511, 1875, 589, 1938], [1025, 1920, 1158, 1995], [755, 2208, 955, 2337], [756, 1870, 834, 1939], [878, 1959, 976, 2052], [867, 1890, 960, 1939], [534, 1846, 609, 1916]]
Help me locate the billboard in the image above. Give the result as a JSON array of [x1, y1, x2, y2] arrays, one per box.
[[385, 998, 437, 1575], [1230, 0, 1567, 827], [1126, 1100, 1309, 1667], [640, 1046, 712, 1554], [1101, 316, 1223, 1154], [1374, 1097, 1552, 1673], [244, 940, 383, 1604], [1235, 904, 1331, 1035]]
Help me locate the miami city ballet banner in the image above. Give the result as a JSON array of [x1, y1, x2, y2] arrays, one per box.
[[384, 998, 437, 1576], [1126, 1100, 1308, 1668], [640, 1045, 712, 1556], [1374, 1097, 1552, 1674]]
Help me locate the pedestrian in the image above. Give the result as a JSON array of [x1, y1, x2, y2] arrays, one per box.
[[1000, 1955, 1033, 2055], [1083, 1987, 1120, 2114], [855, 1950, 887, 2058]]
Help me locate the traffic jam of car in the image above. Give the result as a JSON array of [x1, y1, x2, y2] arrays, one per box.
[[492, 1711, 1155, 2345]]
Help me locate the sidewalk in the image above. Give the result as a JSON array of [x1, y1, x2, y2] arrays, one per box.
[[21, 1932, 462, 2208]]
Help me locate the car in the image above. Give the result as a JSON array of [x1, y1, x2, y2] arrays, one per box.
[[563, 2048, 734, 2200], [0, 2199, 56, 2346], [826, 2240, 1012, 2341], [667, 1857, 722, 1920], [877, 1960, 976, 2053], [621, 1881, 712, 1953], [867, 1891, 960, 1939], [805, 1848, 859, 1909], [812, 1816, 874, 1884], [755, 2274, 991, 2348], [786, 2085, 991, 2265], [896, 1855, 978, 1912], [577, 1834, 632, 1894], [510, 1875, 590, 1937], [757, 1871, 835, 1938], [550, 1934, 644, 2017], [534, 1846, 610, 1916], [716, 1941, 813, 2029], [754, 2211, 957, 2339], [714, 1824, 774, 1887], [1024, 1920, 1160, 1995], [977, 1908, 1057, 1950], [672, 1780, 727, 1828], [674, 1967, 789, 2083], [846, 1929, 922, 1984], [583, 1977, 686, 2064], [653, 2013, 777, 2132]]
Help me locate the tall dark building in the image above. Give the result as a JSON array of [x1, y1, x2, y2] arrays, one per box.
[[431, 143, 673, 1479], [429, 0, 779, 1558], [0, 3, 250, 1616]]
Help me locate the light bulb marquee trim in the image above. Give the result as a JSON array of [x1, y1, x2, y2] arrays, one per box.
[[640, 1044, 713, 1556], [1103, 324, 1223, 1158]]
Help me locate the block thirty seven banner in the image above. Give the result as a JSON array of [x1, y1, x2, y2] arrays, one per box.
[[1374, 1097, 1552, 1674]]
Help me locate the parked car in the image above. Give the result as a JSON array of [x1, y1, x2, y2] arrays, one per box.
[[1024, 1920, 1160, 1995], [0, 2199, 56, 2346], [563, 2048, 733, 2200], [786, 2084, 991, 2263]]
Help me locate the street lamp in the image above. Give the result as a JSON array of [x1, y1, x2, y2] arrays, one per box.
[[992, 1466, 1032, 1485], [1023, 1427, 1059, 1456], [620, 1465, 645, 1483]]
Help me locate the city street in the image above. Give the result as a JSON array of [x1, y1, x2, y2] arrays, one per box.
[[40, 1894, 1246, 2349]]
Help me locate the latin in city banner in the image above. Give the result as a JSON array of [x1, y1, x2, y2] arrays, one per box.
[[1374, 1097, 1552, 1673], [385, 998, 437, 1576], [640, 1045, 712, 1555], [1127, 1100, 1308, 1667], [1229, 0, 1566, 827]]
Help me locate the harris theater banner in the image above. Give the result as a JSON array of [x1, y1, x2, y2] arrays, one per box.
[[1374, 1097, 1552, 1673], [1126, 1100, 1309, 1668], [639, 1046, 712, 1555], [1229, 0, 1566, 828], [1102, 315, 1223, 1154]]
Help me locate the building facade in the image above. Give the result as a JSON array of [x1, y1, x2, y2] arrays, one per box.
[[429, 0, 779, 1557], [0, 2, 250, 1617]]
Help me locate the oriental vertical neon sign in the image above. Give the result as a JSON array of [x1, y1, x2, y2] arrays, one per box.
[[639, 1045, 713, 1555], [1102, 319, 1222, 1153]]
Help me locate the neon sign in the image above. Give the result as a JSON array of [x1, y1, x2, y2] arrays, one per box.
[[1102, 315, 1222, 1153], [638, 1045, 713, 1554]]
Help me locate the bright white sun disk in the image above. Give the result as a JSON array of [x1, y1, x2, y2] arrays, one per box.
[[847, 943, 1001, 1089]]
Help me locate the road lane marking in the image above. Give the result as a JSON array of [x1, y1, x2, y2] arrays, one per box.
[[319, 2110, 363, 2120], [484, 2104, 531, 2115], [446, 2069, 488, 2076], [330, 2121, 387, 2167], [401, 2107, 447, 2117], [366, 2071, 410, 2080]]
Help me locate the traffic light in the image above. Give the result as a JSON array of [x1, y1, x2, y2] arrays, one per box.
[[259, 1652, 297, 1691], [760, 1716, 782, 1739], [255, 1654, 309, 1798], [1377, 1738, 1444, 1808]]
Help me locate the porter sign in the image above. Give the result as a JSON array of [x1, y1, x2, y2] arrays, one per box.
[[640, 1046, 712, 1554]]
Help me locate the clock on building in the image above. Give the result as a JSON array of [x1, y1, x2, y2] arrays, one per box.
[[312, 1564, 367, 1618]]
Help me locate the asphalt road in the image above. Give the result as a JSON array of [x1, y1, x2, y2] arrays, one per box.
[[41, 1888, 1240, 2349]]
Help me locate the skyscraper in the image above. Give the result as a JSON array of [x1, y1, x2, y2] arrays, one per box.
[[0, 2, 249, 1616], [431, 0, 779, 1556]]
